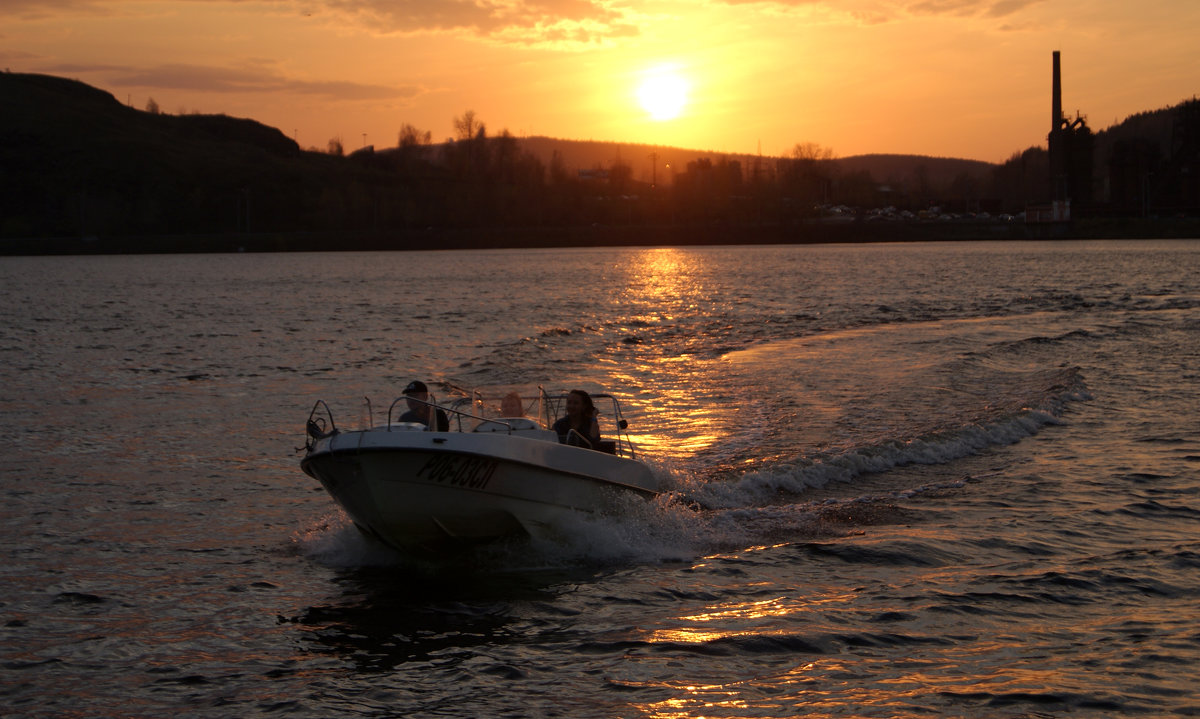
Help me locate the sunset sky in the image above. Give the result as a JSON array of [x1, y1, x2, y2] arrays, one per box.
[[3, 1, 1196, 163]]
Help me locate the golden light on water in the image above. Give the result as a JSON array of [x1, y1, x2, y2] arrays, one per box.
[[622, 542, 1124, 717], [643, 549, 863, 645], [621, 354, 724, 458], [676, 597, 799, 623], [624, 247, 694, 310], [615, 248, 726, 457], [643, 590, 860, 647]]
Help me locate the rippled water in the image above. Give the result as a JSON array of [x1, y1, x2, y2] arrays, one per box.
[[2, 240, 1198, 717]]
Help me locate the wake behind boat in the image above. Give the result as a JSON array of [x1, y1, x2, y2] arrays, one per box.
[[300, 389, 658, 553]]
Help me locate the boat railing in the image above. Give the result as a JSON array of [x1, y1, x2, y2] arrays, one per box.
[[446, 396, 523, 433], [329, 388, 641, 459], [565, 428, 594, 450], [538, 388, 640, 460], [363, 396, 373, 427], [303, 400, 338, 452], [385, 394, 502, 433]]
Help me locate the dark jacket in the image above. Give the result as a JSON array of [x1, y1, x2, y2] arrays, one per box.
[[552, 415, 600, 448], [399, 407, 450, 431]]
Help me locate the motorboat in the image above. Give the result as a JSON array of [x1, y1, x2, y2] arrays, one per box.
[[300, 389, 659, 553]]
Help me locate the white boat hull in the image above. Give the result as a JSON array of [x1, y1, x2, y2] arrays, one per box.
[[301, 426, 658, 552]]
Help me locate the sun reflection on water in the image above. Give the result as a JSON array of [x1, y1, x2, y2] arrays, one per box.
[[609, 248, 738, 459]]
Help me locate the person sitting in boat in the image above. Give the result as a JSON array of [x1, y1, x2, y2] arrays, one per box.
[[553, 389, 601, 449], [500, 391, 525, 417], [398, 380, 450, 431]]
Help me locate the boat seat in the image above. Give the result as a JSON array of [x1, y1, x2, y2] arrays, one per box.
[[598, 439, 617, 454], [474, 417, 541, 432]]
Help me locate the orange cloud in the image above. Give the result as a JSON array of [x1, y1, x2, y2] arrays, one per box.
[[710, 0, 1044, 22], [42, 61, 424, 100], [0, 0, 641, 47], [321, 0, 641, 45], [905, 0, 1045, 18]]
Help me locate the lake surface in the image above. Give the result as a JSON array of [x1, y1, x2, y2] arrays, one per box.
[[2, 240, 1198, 717]]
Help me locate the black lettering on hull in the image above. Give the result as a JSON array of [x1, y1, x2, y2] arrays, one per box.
[[416, 454, 500, 490]]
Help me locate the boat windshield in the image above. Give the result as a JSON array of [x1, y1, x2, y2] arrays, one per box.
[[319, 387, 641, 458], [452, 389, 639, 458]]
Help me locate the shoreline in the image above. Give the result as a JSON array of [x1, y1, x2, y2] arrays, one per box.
[[3, 217, 1198, 255]]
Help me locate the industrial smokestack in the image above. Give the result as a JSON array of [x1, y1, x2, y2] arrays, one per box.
[[1052, 51, 1063, 131]]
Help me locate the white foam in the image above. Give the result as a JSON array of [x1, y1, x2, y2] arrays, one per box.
[[292, 396, 1076, 570], [690, 406, 1064, 510], [292, 510, 407, 568]]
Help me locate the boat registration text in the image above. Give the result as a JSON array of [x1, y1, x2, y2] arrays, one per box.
[[416, 455, 499, 490]]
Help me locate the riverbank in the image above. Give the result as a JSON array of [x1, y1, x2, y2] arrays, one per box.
[[3, 217, 1197, 255]]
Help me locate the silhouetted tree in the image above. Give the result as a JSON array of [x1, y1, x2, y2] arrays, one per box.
[[398, 123, 432, 149], [791, 142, 834, 162], [834, 169, 877, 208], [490, 129, 520, 183], [445, 110, 491, 182], [609, 160, 634, 194], [453, 110, 481, 141], [911, 163, 933, 208], [673, 157, 743, 223], [778, 142, 836, 211], [949, 171, 981, 212], [989, 147, 1049, 212], [395, 122, 432, 175], [1107, 139, 1160, 214], [549, 150, 570, 185]]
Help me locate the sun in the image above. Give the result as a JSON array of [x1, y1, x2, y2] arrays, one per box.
[[637, 68, 689, 121]]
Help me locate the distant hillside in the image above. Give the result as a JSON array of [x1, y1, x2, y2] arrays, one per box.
[[1096, 103, 1180, 151], [0, 70, 995, 210], [0, 72, 376, 240], [2, 72, 299, 161], [1091, 97, 1200, 212], [517, 136, 996, 187], [516, 136, 753, 185], [3, 71, 1194, 253], [1091, 100, 1192, 174], [834, 154, 995, 186]]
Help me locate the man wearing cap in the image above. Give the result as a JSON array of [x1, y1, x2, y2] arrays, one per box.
[[398, 380, 450, 431]]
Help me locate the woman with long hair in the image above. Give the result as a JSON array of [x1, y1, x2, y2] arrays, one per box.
[[552, 389, 601, 448]]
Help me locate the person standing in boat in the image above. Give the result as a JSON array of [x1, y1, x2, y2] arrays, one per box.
[[399, 380, 450, 431], [553, 389, 601, 448]]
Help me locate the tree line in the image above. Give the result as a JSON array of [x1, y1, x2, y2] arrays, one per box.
[[3, 72, 1196, 247], [302, 110, 1046, 235]]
